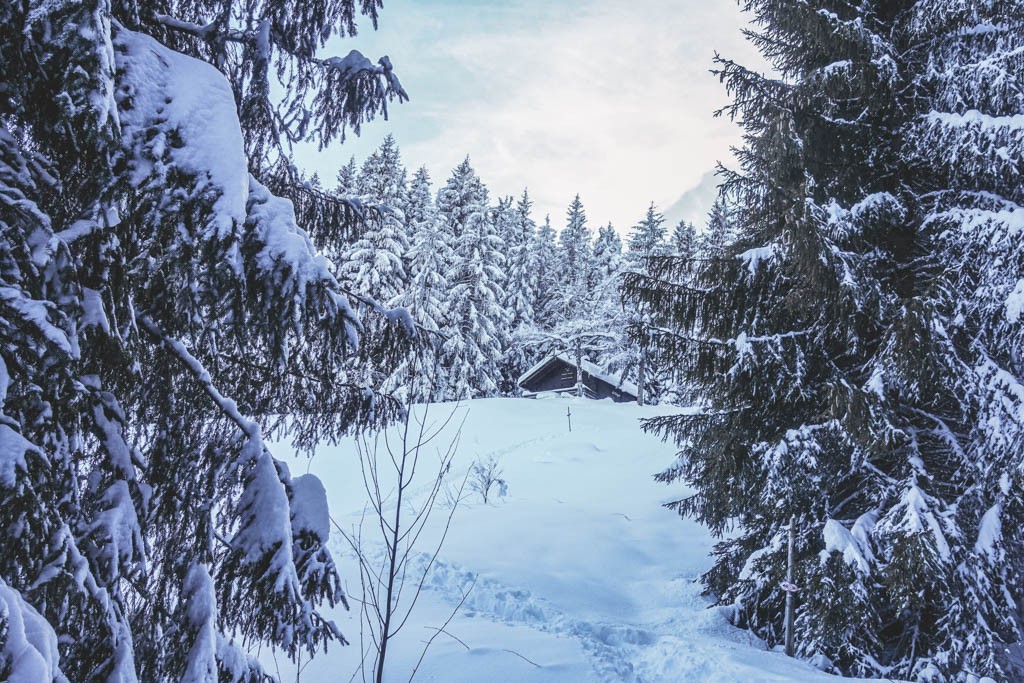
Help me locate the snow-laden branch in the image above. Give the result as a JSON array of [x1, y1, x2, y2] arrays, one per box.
[[137, 315, 258, 441], [152, 13, 244, 42]]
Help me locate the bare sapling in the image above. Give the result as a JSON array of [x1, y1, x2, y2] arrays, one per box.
[[469, 455, 505, 504], [337, 402, 470, 683]]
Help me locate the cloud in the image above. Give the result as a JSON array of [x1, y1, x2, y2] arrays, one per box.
[[299, 0, 763, 233]]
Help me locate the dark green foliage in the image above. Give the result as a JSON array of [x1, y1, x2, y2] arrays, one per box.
[[623, 1, 1024, 679], [0, 0, 412, 680]]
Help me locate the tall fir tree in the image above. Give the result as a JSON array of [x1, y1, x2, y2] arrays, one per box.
[[505, 190, 539, 330], [622, 202, 671, 404], [501, 190, 541, 389], [554, 194, 594, 320], [356, 134, 407, 211], [388, 167, 452, 401], [670, 219, 697, 258], [626, 1, 1023, 678], [338, 136, 410, 305], [626, 202, 669, 268], [437, 158, 510, 398], [532, 214, 561, 329], [895, 2, 1024, 677], [700, 196, 736, 257], [593, 222, 624, 280], [591, 222, 628, 378], [336, 156, 359, 196], [0, 1, 412, 680]]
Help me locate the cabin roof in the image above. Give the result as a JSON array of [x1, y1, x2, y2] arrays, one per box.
[[517, 353, 639, 398]]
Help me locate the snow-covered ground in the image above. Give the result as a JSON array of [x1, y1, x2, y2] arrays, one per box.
[[265, 397, 868, 682]]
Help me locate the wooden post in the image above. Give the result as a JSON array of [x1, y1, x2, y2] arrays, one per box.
[[784, 514, 796, 657], [574, 341, 584, 398], [566, 406, 572, 432], [637, 342, 646, 406]]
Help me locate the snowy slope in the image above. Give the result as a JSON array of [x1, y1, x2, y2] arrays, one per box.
[[265, 397, 878, 682]]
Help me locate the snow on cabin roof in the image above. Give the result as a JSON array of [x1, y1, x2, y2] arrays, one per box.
[[517, 353, 639, 398]]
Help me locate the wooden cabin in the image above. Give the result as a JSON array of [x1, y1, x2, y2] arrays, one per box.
[[517, 354, 638, 403]]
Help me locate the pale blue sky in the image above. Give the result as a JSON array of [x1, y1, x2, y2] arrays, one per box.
[[296, 0, 764, 231]]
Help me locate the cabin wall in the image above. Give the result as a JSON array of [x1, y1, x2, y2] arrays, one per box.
[[520, 359, 637, 403]]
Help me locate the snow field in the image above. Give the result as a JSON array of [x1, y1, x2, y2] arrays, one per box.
[[266, 397, 882, 682]]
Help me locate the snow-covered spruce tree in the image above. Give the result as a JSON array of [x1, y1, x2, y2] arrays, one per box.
[[532, 214, 561, 329], [699, 195, 736, 257], [670, 219, 697, 258], [357, 134, 407, 210], [387, 167, 452, 401], [336, 155, 359, 196], [437, 158, 510, 399], [626, 202, 670, 267], [654, 219, 698, 404], [0, 1, 412, 680], [338, 135, 409, 305], [627, 1, 1023, 678], [593, 222, 624, 280], [621, 203, 671, 405], [505, 190, 539, 331], [552, 194, 595, 322], [500, 190, 541, 391], [334, 136, 411, 395], [560, 194, 593, 277], [896, 2, 1024, 678]]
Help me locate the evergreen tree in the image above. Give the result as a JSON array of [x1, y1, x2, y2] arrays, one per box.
[[700, 196, 735, 257], [0, 1, 411, 680], [388, 167, 451, 401], [506, 190, 539, 330], [670, 219, 697, 258], [405, 166, 436, 231], [336, 156, 358, 196], [590, 222, 630, 386], [501, 190, 541, 389], [621, 203, 672, 405], [356, 134, 407, 210], [895, 3, 1024, 677], [627, 1, 1023, 678], [492, 194, 518, 249], [532, 214, 561, 329], [648, 218, 698, 405], [339, 136, 410, 305], [553, 195, 594, 320], [560, 194, 592, 279], [437, 159, 509, 398], [626, 202, 669, 267], [593, 222, 624, 279]]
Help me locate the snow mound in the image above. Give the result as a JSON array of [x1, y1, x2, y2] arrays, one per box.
[[0, 578, 66, 683], [115, 28, 248, 237], [291, 473, 331, 542]]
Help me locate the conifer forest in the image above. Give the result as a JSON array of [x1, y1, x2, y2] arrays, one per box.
[[0, 1, 1022, 681]]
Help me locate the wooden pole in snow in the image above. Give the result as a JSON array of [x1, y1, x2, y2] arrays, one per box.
[[637, 343, 646, 406], [784, 514, 796, 657], [566, 406, 572, 432], [574, 341, 584, 398]]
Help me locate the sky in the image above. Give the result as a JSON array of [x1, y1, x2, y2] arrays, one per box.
[[296, 0, 765, 232]]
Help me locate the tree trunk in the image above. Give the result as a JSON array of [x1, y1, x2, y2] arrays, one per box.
[[784, 514, 796, 657]]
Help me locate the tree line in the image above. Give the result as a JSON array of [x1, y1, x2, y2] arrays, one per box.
[[317, 135, 736, 404]]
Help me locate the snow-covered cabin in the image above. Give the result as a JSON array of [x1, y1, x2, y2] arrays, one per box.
[[517, 354, 638, 403]]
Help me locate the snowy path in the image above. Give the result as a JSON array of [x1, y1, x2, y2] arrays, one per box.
[[266, 398, 872, 682]]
